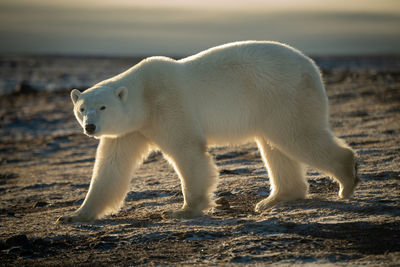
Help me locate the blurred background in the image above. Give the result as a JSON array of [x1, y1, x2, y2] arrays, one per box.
[[1, 0, 400, 56], [0, 0, 399, 95]]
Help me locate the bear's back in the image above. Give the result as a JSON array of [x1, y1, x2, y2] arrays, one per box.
[[179, 41, 310, 68]]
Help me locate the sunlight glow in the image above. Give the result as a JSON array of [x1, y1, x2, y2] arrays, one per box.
[[2, 0, 400, 13], [0, 0, 399, 55]]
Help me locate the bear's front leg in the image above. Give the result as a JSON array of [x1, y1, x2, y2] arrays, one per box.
[[57, 132, 150, 224], [161, 141, 219, 219]]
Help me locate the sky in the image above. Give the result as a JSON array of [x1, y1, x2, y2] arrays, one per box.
[[0, 0, 399, 56]]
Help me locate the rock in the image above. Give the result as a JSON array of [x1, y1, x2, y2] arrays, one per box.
[[91, 241, 117, 250], [0, 240, 7, 250], [34, 201, 49, 208], [0, 173, 19, 180], [32, 237, 50, 247], [215, 197, 230, 210], [220, 168, 252, 175], [15, 81, 37, 95], [218, 191, 234, 197], [6, 234, 29, 247], [8, 247, 22, 255]]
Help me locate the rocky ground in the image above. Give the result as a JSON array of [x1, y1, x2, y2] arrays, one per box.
[[0, 56, 399, 266]]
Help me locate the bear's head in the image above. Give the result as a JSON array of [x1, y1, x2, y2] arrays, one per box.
[[70, 85, 144, 139]]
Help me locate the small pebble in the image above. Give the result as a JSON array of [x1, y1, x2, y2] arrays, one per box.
[[34, 201, 49, 208], [215, 197, 230, 210]]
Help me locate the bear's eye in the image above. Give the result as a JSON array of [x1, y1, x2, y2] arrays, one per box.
[[80, 107, 85, 112], [100, 106, 106, 110]]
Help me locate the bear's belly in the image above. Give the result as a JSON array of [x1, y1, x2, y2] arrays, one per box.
[[198, 101, 258, 145]]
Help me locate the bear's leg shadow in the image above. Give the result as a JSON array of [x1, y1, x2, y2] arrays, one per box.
[[57, 132, 150, 224], [255, 138, 308, 212], [161, 141, 218, 219]]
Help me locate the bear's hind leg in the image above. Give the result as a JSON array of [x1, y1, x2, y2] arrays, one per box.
[[255, 139, 308, 213], [162, 142, 218, 219], [277, 130, 359, 200]]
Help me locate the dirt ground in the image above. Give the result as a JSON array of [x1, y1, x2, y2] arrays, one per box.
[[0, 56, 399, 266]]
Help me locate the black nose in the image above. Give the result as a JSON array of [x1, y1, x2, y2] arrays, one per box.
[[85, 124, 96, 134]]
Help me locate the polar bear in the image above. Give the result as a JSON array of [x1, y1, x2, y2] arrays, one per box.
[[57, 41, 359, 223]]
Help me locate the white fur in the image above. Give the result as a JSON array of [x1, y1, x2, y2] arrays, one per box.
[[57, 41, 359, 223]]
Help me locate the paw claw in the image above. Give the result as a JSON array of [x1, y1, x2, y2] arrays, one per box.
[[56, 214, 93, 224], [56, 215, 74, 224], [255, 197, 278, 213]]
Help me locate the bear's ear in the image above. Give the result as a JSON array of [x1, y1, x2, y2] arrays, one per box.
[[115, 86, 128, 102], [70, 89, 81, 104]]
